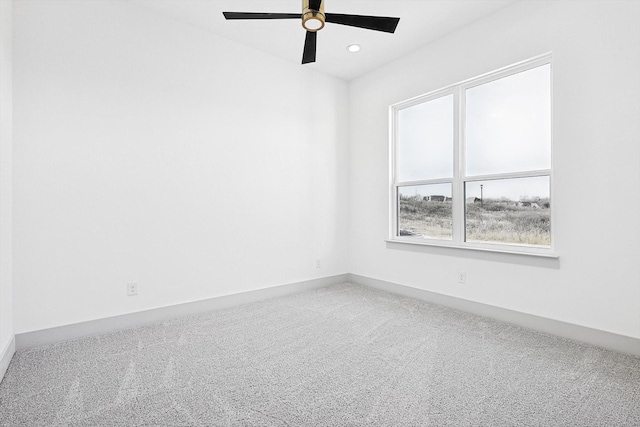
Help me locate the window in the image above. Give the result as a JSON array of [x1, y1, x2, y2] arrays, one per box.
[[390, 55, 553, 255]]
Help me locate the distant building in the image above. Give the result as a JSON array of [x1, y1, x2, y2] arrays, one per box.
[[423, 195, 451, 202]]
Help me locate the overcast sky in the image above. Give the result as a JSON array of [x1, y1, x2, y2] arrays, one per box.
[[466, 63, 551, 176], [398, 94, 453, 182]]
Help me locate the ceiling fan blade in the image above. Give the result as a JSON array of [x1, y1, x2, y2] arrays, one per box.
[[223, 12, 300, 20], [309, 0, 322, 10], [325, 13, 400, 33], [302, 31, 317, 64]]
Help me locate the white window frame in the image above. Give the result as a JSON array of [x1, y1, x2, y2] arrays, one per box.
[[389, 53, 555, 257]]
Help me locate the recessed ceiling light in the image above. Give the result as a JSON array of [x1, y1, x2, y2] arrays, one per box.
[[347, 44, 361, 53]]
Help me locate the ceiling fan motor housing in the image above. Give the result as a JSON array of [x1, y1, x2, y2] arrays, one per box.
[[302, 0, 325, 32]]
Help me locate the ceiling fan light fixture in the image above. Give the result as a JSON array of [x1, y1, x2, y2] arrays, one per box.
[[302, 0, 325, 32], [302, 14, 324, 31]]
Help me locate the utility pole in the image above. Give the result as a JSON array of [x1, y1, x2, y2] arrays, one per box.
[[480, 184, 484, 206]]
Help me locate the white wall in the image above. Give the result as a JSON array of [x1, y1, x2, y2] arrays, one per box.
[[13, 0, 349, 333], [0, 0, 13, 356], [0, 0, 14, 355], [349, 1, 640, 338]]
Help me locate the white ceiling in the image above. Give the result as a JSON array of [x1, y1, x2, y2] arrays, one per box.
[[127, 0, 517, 81]]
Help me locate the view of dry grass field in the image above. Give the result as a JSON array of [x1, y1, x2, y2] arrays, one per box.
[[398, 197, 453, 239], [398, 196, 550, 246]]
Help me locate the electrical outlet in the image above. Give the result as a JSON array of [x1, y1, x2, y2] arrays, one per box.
[[457, 272, 466, 284], [127, 282, 138, 296], [315, 258, 321, 268]]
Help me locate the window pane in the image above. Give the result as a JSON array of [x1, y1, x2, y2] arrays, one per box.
[[466, 64, 551, 176], [465, 176, 550, 247], [397, 95, 453, 182], [398, 184, 452, 240]]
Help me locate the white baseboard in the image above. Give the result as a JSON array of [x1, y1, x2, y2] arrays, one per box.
[[16, 274, 349, 350], [14, 272, 640, 358], [349, 273, 640, 357], [0, 335, 15, 383]]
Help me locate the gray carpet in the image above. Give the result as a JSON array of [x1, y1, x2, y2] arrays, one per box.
[[1, 283, 640, 426]]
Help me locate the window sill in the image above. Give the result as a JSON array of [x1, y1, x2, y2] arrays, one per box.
[[385, 238, 560, 267]]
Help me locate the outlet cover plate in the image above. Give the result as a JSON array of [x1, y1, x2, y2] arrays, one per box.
[[127, 282, 138, 296]]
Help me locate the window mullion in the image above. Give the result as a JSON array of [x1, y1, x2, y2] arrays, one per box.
[[453, 86, 465, 245], [397, 178, 453, 187], [465, 169, 552, 182]]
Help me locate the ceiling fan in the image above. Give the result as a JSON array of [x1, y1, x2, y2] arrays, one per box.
[[223, 0, 400, 64]]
